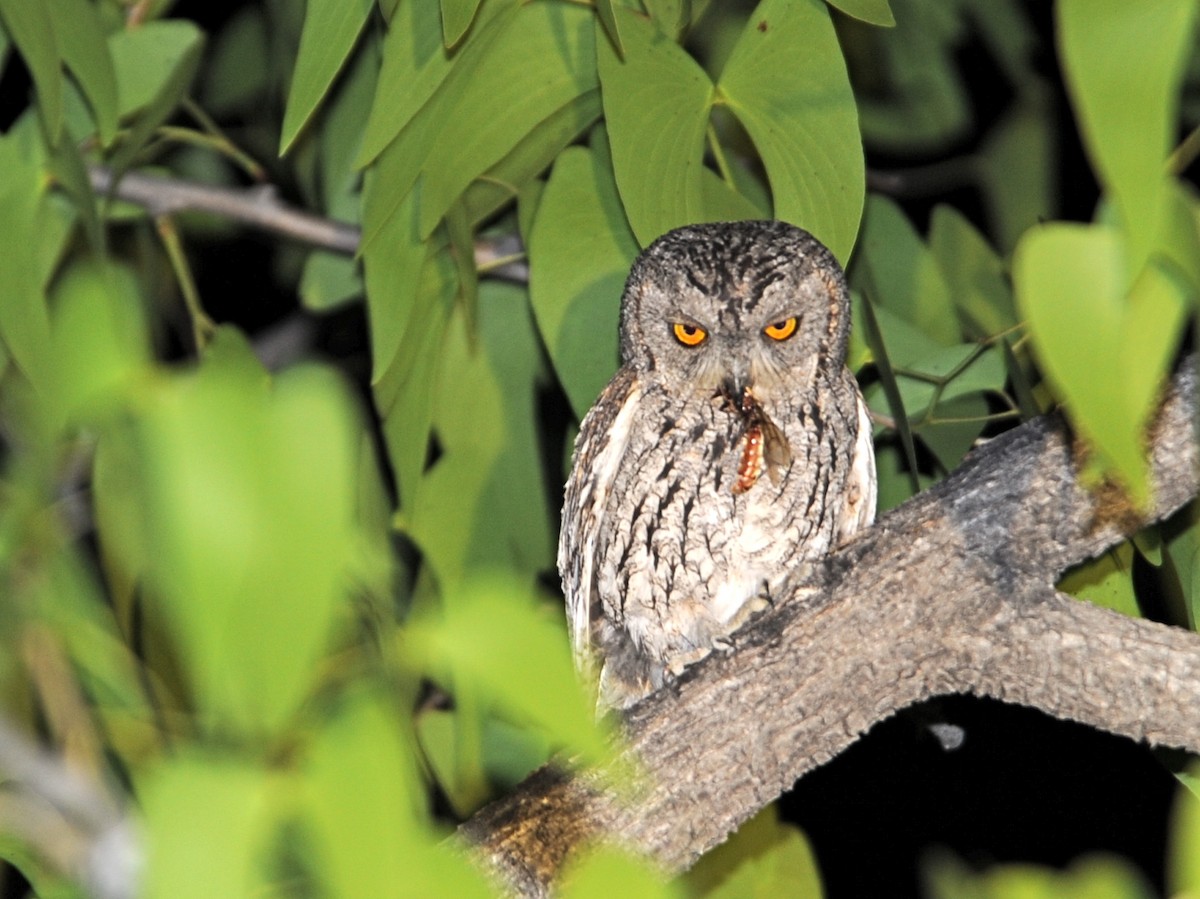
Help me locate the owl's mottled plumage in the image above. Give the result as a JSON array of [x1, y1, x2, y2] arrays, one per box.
[[559, 221, 876, 709]]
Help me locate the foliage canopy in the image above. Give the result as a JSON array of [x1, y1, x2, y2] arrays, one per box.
[[0, 0, 1198, 896]]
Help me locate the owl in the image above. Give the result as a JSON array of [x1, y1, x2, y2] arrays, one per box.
[[559, 220, 877, 710]]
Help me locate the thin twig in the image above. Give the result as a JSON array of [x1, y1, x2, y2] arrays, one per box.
[[86, 166, 532, 283], [89, 166, 361, 255]]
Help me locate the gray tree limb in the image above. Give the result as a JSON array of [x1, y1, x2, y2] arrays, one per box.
[[460, 360, 1200, 897], [85, 166, 529, 281]]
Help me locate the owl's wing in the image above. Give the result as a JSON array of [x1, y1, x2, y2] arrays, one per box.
[[837, 387, 878, 543], [559, 367, 643, 676]]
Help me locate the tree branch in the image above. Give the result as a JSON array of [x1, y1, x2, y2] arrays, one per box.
[[460, 360, 1200, 897], [85, 166, 530, 282]]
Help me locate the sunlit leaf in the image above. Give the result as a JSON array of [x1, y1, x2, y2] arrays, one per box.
[[461, 87, 602, 228], [375, 240, 458, 509], [411, 575, 609, 763], [50, 259, 149, 424], [415, 708, 490, 817], [1171, 764, 1200, 892], [1014, 222, 1187, 505], [301, 689, 461, 899], [139, 754, 276, 899], [123, 332, 373, 735], [594, 0, 623, 56], [719, 0, 864, 261], [687, 805, 823, 898], [560, 845, 682, 899], [0, 124, 55, 392], [357, 0, 462, 168], [1058, 542, 1141, 618], [927, 853, 1154, 899], [1058, 0, 1198, 273]]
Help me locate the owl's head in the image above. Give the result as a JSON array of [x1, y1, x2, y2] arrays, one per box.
[[618, 221, 851, 403]]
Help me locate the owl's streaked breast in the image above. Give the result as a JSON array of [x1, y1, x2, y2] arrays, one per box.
[[588, 375, 861, 703]]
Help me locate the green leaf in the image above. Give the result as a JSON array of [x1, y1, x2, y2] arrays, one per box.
[[700, 163, 767, 221], [1058, 0, 1198, 274], [719, 0, 864, 262], [560, 845, 684, 899], [139, 754, 276, 899], [107, 20, 205, 176], [441, 0, 485, 48], [279, 0, 373, 155], [853, 3, 971, 154], [1058, 543, 1141, 617], [1171, 764, 1200, 894], [416, 708, 490, 817], [529, 142, 637, 419], [859, 296, 920, 498], [362, 173, 424, 382], [598, 5, 712, 246], [417, 2, 598, 236], [927, 853, 1154, 899], [854, 194, 959, 345], [50, 259, 149, 424], [0, 0, 63, 143], [301, 690, 468, 899], [0, 126, 55, 392], [300, 251, 362, 311], [375, 240, 457, 509], [825, 0, 894, 27], [356, 0, 456, 168], [1014, 222, 1188, 505], [1164, 511, 1200, 630], [45, 119, 102, 251], [50, 0, 118, 145], [687, 805, 824, 898], [928, 204, 1017, 339], [594, 0, 623, 56], [884, 343, 1007, 423], [125, 334, 375, 735], [32, 553, 157, 764], [407, 282, 555, 586], [201, 8, 270, 115], [461, 87, 603, 228], [977, 86, 1057, 251], [410, 574, 610, 764]]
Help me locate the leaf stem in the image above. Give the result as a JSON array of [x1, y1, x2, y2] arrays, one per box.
[[706, 124, 735, 189], [154, 215, 216, 352]]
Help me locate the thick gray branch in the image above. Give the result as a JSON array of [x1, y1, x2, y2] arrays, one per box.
[[461, 361, 1200, 896]]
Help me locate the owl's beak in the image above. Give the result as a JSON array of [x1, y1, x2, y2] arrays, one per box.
[[719, 361, 752, 410]]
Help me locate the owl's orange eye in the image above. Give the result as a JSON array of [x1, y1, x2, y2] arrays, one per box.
[[672, 322, 708, 346], [763, 317, 798, 341]]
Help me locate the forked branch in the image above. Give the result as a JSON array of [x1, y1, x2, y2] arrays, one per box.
[[461, 361, 1200, 897]]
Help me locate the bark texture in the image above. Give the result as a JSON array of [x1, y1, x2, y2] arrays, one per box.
[[461, 362, 1200, 897]]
